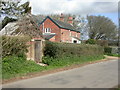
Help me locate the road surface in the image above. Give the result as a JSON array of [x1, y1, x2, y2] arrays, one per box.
[[2, 59, 119, 88]]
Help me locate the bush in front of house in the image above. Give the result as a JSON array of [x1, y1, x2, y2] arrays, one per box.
[[44, 41, 104, 58], [104, 46, 112, 55], [86, 39, 96, 44], [43, 41, 104, 66], [104, 46, 120, 57], [2, 35, 30, 58]]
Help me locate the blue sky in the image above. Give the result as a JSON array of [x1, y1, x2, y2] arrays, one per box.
[[91, 12, 118, 26]]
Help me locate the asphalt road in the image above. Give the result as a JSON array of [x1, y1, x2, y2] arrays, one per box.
[[2, 59, 119, 88]]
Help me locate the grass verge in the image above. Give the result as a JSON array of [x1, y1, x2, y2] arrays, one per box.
[[2, 55, 105, 80], [105, 53, 120, 57]]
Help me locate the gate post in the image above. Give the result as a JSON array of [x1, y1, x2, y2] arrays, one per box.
[[26, 38, 44, 63]]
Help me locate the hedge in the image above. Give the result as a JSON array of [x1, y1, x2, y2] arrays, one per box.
[[104, 46, 119, 55], [2, 35, 30, 58], [85, 39, 108, 47], [104, 47, 112, 55], [44, 41, 104, 58]]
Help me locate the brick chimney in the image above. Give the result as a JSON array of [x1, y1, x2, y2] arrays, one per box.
[[60, 13, 64, 22], [68, 16, 73, 25]]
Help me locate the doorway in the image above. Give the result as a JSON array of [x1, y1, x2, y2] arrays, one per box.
[[73, 40, 77, 43], [34, 40, 42, 63]]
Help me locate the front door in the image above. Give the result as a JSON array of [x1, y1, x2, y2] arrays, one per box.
[[34, 40, 41, 63]]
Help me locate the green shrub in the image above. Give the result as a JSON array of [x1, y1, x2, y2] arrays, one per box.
[[86, 39, 96, 44], [44, 41, 104, 58], [44, 41, 59, 58], [2, 56, 25, 74], [2, 56, 46, 79], [2, 36, 30, 58], [104, 47, 112, 54], [85, 39, 108, 47]]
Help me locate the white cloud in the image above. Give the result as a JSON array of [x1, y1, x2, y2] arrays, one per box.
[[21, 0, 119, 15]]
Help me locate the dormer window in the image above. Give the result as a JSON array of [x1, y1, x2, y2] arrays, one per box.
[[45, 28, 51, 33]]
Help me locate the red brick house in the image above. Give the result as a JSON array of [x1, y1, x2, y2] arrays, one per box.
[[39, 14, 81, 43]]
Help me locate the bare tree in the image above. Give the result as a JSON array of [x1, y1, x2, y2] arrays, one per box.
[[12, 14, 43, 38], [87, 15, 117, 41]]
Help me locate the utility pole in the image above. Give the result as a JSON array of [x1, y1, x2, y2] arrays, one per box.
[[118, 1, 120, 55]]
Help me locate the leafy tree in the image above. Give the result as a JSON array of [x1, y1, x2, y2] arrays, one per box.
[[1, 0, 31, 28], [86, 39, 96, 44], [20, 1, 31, 14], [87, 15, 117, 40], [0, 0, 31, 17]]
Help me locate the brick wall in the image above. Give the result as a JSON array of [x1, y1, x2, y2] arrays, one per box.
[[40, 18, 61, 42], [49, 36, 55, 42], [61, 29, 80, 43], [61, 29, 71, 43], [77, 32, 80, 39], [71, 31, 77, 37], [39, 18, 80, 43]]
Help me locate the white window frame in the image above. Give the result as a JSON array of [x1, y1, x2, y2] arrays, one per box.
[[44, 28, 51, 33]]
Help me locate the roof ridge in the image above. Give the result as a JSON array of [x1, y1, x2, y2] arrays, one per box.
[[40, 16, 80, 33], [51, 17, 74, 27]]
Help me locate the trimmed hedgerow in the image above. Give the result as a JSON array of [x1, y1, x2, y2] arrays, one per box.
[[2, 35, 30, 58], [104, 46, 112, 55], [44, 41, 104, 58]]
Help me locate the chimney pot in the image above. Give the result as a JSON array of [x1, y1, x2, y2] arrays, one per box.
[[68, 16, 72, 20], [60, 13, 64, 22], [68, 16, 73, 25]]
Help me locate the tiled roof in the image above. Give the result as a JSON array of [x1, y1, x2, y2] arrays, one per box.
[[40, 16, 80, 33], [43, 33, 56, 40], [32, 15, 45, 26], [52, 18, 78, 32]]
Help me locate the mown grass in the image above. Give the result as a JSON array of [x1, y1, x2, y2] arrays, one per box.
[[2, 55, 105, 80]]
